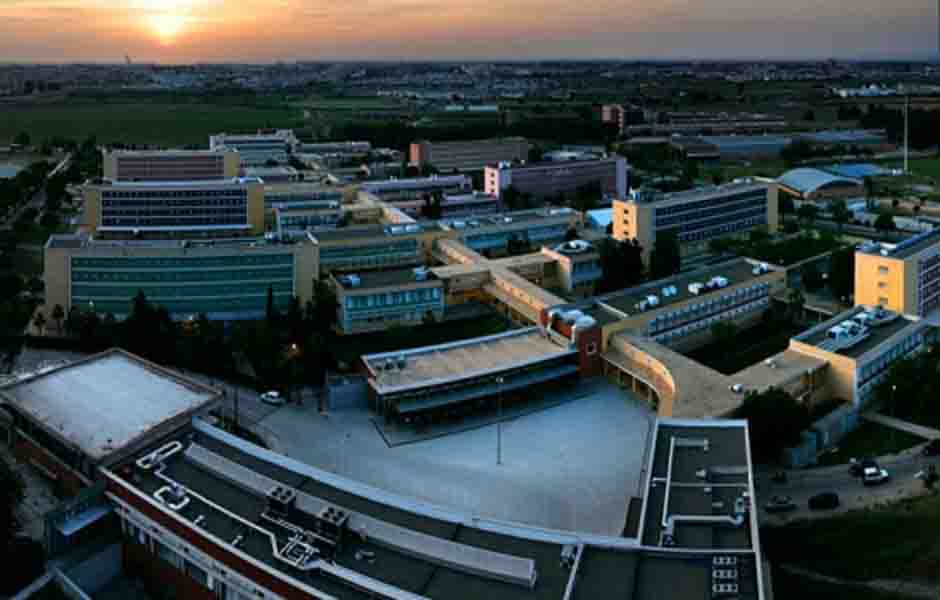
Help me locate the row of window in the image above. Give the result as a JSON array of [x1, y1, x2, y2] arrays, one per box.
[[648, 288, 770, 334], [654, 197, 767, 229], [676, 214, 768, 243], [73, 281, 293, 299], [320, 242, 419, 260], [345, 308, 444, 331], [103, 190, 247, 199], [73, 268, 293, 284], [72, 254, 294, 269], [72, 295, 290, 316], [101, 217, 248, 227], [103, 208, 247, 217], [652, 298, 771, 343], [345, 288, 443, 310], [653, 190, 767, 218], [858, 331, 927, 388]]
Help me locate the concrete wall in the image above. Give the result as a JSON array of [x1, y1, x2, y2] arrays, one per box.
[[788, 339, 857, 403]]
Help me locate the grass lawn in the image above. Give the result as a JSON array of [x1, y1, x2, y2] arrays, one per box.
[[881, 158, 940, 181], [771, 564, 921, 600], [330, 314, 511, 368], [816, 422, 925, 467], [761, 493, 940, 585], [0, 102, 304, 147]]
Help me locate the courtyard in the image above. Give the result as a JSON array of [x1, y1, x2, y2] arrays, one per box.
[[255, 379, 654, 536]]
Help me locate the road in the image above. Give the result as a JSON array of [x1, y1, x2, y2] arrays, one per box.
[[756, 444, 940, 524]]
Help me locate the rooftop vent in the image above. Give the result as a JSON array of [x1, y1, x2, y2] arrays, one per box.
[[266, 485, 297, 518], [154, 483, 190, 511]]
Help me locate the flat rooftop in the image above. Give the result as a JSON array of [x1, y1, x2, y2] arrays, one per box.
[[46, 233, 308, 251], [600, 259, 772, 320], [0, 349, 217, 463], [312, 223, 444, 243], [625, 180, 767, 206], [636, 419, 761, 599], [363, 328, 575, 395], [335, 268, 439, 290], [796, 308, 922, 359], [862, 228, 940, 260], [96, 177, 262, 188]]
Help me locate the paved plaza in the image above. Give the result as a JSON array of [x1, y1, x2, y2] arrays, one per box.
[[257, 379, 655, 535]]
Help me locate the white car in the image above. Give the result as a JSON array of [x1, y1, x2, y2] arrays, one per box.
[[863, 466, 890, 486], [259, 391, 285, 406]]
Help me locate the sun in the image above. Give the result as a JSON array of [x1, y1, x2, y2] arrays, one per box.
[[147, 13, 188, 44]]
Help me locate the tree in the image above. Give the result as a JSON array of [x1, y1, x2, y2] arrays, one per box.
[[265, 285, 276, 323], [501, 185, 523, 211], [829, 247, 855, 303], [13, 131, 30, 147], [420, 191, 443, 220], [863, 176, 877, 210], [32, 310, 46, 336], [710, 321, 738, 350], [830, 199, 850, 232], [874, 213, 896, 231], [797, 203, 818, 225], [801, 263, 824, 293], [735, 388, 809, 462], [564, 227, 579, 242], [802, 109, 816, 122], [572, 181, 601, 213], [51, 304, 65, 335], [649, 230, 681, 280]]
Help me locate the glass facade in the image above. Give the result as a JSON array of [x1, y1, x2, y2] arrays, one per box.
[[342, 288, 444, 331], [70, 253, 294, 318], [917, 252, 940, 316], [653, 189, 768, 243], [857, 328, 930, 405], [320, 240, 421, 271], [462, 224, 568, 251], [101, 188, 248, 229], [648, 282, 772, 345]]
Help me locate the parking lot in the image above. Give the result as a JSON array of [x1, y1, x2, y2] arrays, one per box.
[[256, 379, 655, 536]]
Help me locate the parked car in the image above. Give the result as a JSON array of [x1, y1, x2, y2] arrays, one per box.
[[259, 390, 285, 406], [849, 457, 877, 477], [922, 439, 940, 457], [863, 466, 890, 486], [765, 495, 797, 513], [808, 492, 840, 510]]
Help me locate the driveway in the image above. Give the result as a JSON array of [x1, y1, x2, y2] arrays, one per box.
[[255, 380, 655, 535], [757, 446, 940, 524]]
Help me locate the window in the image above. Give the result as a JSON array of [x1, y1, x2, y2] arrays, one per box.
[[879, 266, 890, 274], [879, 297, 889, 305], [586, 342, 598, 356], [878, 282, 887, 289]]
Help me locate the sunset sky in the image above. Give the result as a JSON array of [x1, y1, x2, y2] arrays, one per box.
[[0, 0, 935, 63]]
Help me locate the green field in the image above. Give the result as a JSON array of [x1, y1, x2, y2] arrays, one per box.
[[0, 101, 304, 147], [761, 494, 940, 585]]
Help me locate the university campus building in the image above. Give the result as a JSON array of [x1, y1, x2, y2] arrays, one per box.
[[484, 157, 628, 201], [409, 137, 531, 172], [102, 149, 241, 182], [1, 350, 768, 600], [854, 229, 940, 317], [209, 130, 299, 166], [612, 180, 779, 265]]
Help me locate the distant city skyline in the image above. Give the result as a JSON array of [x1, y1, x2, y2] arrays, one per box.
[[0, 0, 937, 63]]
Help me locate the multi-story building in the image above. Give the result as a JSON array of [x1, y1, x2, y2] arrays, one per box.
[[264, 183, 345, 211], [361, 175, 471, 203], [372, 190, 499, 219], [448, 209, 579, 258], [102, 149, 241, 182], [613, 180, 778, 264], [409, 137, 530, 172], [43, 234, 319, 320], [300, 140, 371, 154], [209, 129, 298, 166], [584, 259, 785, 353], [83, 178, 266, 238], [539, 240, 602, 298], [790, 306, 935, 407], [274, 205, 343, 238], [855, 229, 940, 317], [311, 223, 443, 275], [332, 267, 445, 334], [484, 157, 628, 201]]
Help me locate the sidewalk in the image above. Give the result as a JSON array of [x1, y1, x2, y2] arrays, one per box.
[[863, 412, 940, 441]]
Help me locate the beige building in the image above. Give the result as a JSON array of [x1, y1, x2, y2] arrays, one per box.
[[855, 231, 940, 317], [102, 149, 240, 182], [83, 177, 266, 238], [43, 233, 318, 321], [613, 181, 779, 265], [409, 138, 531, 172]]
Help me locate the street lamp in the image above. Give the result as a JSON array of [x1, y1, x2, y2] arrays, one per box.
[[891, 384, 898, 449], [496, 376, 504, 466]]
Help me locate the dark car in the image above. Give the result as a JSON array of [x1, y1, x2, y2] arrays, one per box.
[[923, 439, 940, 457], [764, 495, 797, 514], [808, 492, 840, 510], [849, 458, 877, 477]]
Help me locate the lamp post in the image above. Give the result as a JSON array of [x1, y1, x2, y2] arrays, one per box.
[[496, 376, 504, 466], [891, 384, 898, 449]]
